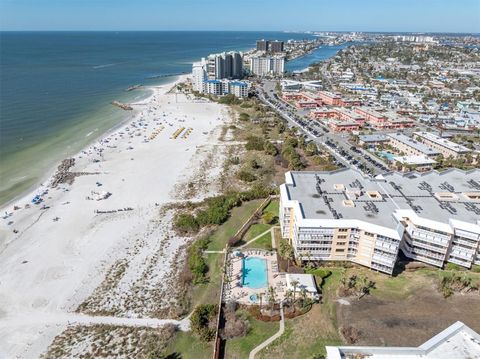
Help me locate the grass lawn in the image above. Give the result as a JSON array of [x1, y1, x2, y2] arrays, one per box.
[[243, 223, 272, 242], [246, 231, 272, 250], [207, 199, 264, 251], [167, 331, 212, 359], [225, 310, 279, 359], [256, 268, 344, 359], [264, 199, 279, 217], [191, 252, 224, 308]]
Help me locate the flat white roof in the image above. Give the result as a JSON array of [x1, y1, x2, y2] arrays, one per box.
[[414, 131, 471, 153], [326, 321, 480, 359], [393, 155, 436, 165], [286, 273, 318, 294]]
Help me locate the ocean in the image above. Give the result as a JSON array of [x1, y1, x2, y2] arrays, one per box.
[[0, 31, 346, 205]]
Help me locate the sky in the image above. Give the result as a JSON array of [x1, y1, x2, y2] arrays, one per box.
[[0, 0, 479, 33]]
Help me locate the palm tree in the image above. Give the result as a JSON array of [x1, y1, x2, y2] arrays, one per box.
[[291, 280, 299, 305], [284, 289, 293, 307], [259, 292, 265, 311], [300, 287, 308, 306], [268, 286, 277, 314]]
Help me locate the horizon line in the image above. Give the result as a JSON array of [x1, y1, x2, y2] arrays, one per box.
[[0, 30, 479, 35]]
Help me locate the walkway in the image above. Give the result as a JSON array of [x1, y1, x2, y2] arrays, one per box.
[[248, 304, 285, 359], [0, 312, 191, 331]]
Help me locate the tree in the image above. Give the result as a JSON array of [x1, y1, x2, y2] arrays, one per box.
[[300, 287, 308, 305], [264, 141, 278, 156], [305, 142, 318, 156], [268, 286, 277, 314], [259, 291, 265, 310], [279, 240, 295, 271], [291, 280, 299, 306]]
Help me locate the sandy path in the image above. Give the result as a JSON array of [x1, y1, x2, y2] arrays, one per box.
[[0, 76, 230, 358]]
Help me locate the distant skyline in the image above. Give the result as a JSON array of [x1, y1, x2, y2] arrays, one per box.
[[0, 0, 479, 33]]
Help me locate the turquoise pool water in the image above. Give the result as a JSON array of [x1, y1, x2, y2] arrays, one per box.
[[242, 257, 268, 289], [378, 151, 396, 162]]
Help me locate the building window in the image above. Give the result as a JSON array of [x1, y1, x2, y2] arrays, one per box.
[[335, 248, 345, 253]]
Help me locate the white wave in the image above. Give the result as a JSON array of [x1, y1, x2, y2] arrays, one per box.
[[85, 129, 98, 137], [93, 63, 117, 69]]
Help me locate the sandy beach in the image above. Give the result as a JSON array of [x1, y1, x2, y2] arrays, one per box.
[[0, 75, 231, 358]]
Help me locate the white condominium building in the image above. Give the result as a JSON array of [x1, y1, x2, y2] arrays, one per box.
[[192, 58, 208, 92], [250, 55, 285, 76], [414, 131, 472, 159], [326, 321, 480, 359], [280, 169, 480, 275]]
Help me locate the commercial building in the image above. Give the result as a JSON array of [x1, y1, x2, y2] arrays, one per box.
[[414, 131, 472, 159], [250, 56, 285, 76], [280, 169, 480, 275], [326, 321, 480, 359], [387, 133, 440, 158]]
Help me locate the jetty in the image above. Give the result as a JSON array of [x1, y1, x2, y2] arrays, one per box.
[[126, 84, 142, 92], [111, 101, 133, 111]]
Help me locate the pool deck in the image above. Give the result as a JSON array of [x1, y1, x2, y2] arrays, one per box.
[[223, 249, 287, 305]]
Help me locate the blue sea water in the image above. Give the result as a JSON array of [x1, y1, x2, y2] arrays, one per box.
[[0, 31, 345, 205]]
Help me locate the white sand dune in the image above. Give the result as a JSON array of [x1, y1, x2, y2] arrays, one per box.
[[0, 76, 230, 358]]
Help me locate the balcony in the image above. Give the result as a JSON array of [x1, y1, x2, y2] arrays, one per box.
[[407, 226, 450, 245], [410, 239, 447, 254]]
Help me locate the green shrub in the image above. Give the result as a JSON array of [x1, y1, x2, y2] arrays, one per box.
[[239, 112, 250, 121], [174, 213, 199, 233], [306, 268, 332, 279], [218, 94, 240, 105], [305, 142, 318, 156], [264, 141, 278, 156], [245, 136, 265, 151], [190, 304, 218, 342], [238, 170, 256, 182], [262, 212, 276, 224], [445, 262, 466, 271]]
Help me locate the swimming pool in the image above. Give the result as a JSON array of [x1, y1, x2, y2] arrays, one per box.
[[378, 151, 396, 162], [242, 257, 268, 289]]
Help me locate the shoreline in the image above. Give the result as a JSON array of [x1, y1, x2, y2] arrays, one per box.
[[0, 71, 231, 358], [0, 75, 180, 211]]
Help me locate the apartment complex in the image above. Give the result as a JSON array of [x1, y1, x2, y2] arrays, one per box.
[[414, 131, 472, 159], [387, 133, 440, 158], [256, 39, 285, 53], [191, 52, 248, 97], [326, 321, 480, 359], [250, 56, 285, 76], [354, 106, 415, 129], [280, 169, 480, 274], [309, 107, 365, 132], [201, 79, 249, 98], [206, 51, 243, 80]]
